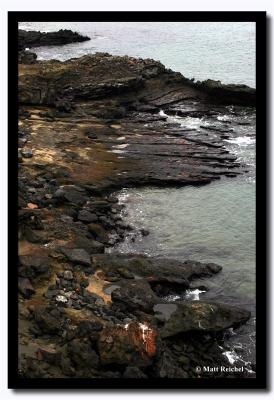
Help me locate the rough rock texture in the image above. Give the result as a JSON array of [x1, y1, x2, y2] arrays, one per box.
[[92, 254, 222, 288], [98, 321, 157, 367], [159, 301, 251, 338]]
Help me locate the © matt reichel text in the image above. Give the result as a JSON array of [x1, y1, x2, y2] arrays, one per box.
[[200, 366, 244, 373]]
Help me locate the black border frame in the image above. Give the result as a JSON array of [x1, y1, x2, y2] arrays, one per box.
[[8, 11, 267, 390]]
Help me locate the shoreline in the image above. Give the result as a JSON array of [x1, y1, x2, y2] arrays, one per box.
[[18, 30, 255, 378]]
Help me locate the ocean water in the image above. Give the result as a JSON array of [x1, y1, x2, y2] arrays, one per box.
[[19, 21, 256, 87], [18, 21, 256, 369]]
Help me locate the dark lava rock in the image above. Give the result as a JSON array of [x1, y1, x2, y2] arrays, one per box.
[[77, 319, 103, 340], [111, 279, 159, 313], [34, 306, 63, 334], [61, 248, 91, 267], [54, 185, 88, 205], [74, 235, 105, 255], [18, 29, 90, 51], [123, 366, 148, 379], [98, 321, 157, 367], [78, 210, 98, 223], [55, 99, 72, 113], [155, 349, 188, 378], [87, 223, 108, 243], [18, 277, 35, 298], [160, 301, 251, 338], [19, 255, 50, 278], [91, 254, 222, 288], [66, 339, 99, 369], [36, 345, 61, 365], [18, 50, 37, 64]]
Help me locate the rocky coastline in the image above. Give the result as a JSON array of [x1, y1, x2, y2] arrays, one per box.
[[18, 30, 255, 379]]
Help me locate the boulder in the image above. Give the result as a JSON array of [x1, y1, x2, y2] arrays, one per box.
[[66, 339, 99, 369], [78, 210, 98, 223], [87, 223, 108, 243], [34, 306, 63, 334], [98, 321, 157, 367], [111, 279, 159, 313], [61, 248, 91, 267], [19, 255, 50, 278], [18, 277, 35, 298], [160, 301, 251, 338]]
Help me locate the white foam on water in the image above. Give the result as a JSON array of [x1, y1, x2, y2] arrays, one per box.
[[163, 294, 181, 302], [184, 288, 206, 301], [217, 114, 231, 122], [114, 143, 129, 149], [109, 149, 125, 154], [223, 350, 238, 365], [159, 110, 202, 130], [225, 136, 255, 146]]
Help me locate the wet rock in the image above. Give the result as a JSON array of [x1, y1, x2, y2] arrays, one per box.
[[98, 321, 157, 367], [160, 301, 251, 338], [18, 277, 35, 298], [111, 280, 159, 313], [61, 248, 91, 267], [123, 366, 148, 379], [78, 210, 98, 223]]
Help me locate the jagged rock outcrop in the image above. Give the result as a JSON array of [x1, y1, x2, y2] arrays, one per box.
[[18, 29, 90, 51]]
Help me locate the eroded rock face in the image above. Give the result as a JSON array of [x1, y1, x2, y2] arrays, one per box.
[[98, 321, 158, 366], [18, 53, 255, 106], [160, 301, 251, 338]]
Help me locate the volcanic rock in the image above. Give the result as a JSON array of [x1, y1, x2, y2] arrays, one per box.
[[160, 301, 251, 338]]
